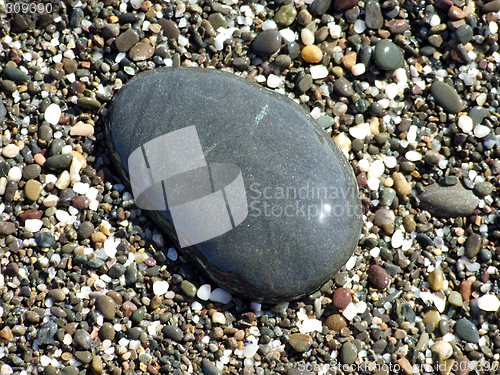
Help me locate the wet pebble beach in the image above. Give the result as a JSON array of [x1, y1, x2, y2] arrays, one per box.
[[0, 0, 500, 374]]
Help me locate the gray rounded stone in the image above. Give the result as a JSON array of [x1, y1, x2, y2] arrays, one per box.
[[430, 81, 464, 114], [418, 183, 479, 218], [96, 295, 116, 320], [465, 234, 482, 258], [365, 1, 383, 30], [455, 318, 479, 343], [455, 24, 473, 44], [374, 40, 404, 70], [105, 67, 363, 302], [252, 29, 282, 55]]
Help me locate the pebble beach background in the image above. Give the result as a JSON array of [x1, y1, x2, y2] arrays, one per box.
[[0, 0, 500, 374]]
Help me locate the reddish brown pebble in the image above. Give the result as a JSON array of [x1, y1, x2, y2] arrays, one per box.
[[357, 172, 367, 188], [5, 262, 19, 277], [19, 209, 42, 222], [325, 314, 347, 331], [435, 0, 453, 9], [454, 355, 470, 375], [121, 301, 138, 317], [147, 365, 159, 375], [34, 154, 46, 166], [481, 271, 489, 283], [368, 265, 390, 289], [332, 287, 352, 309], [460, 279, 472, 301], [144, 257, 157, 266], [334, 0, 360, 10], [72, 196, 90, 210], [385, 20, 410, 34], [448, 5, 465, 20]]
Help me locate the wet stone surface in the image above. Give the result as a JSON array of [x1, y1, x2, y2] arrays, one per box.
[[105, 67, 362, 302]]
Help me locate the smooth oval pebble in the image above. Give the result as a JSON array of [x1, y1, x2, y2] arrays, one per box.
[[252, 29, 281, 55], [418, 183, 479, 218], [105, 67, 362, 302], [374, 39, 404, 70], [430, 81, 464, 114], [431, 340, 453, 361], [332, 287, 351, 309], [428, 269, 444, 291], [368, 265, 390, 289], [477, 294, 500, 312], [454, 318, 479, 343]]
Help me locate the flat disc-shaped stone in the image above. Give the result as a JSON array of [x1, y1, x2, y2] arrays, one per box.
[[105, 67, 362, 302]]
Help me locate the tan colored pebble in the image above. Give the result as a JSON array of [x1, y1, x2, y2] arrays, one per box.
[[431, 340, 453, 361], [428, 268, 444, 291], [397, 358, 413, 375], [301, 45, 323, 63], [91, 356, 103, 374], [70, 122, 94, 137], [288, 333, 313, 352], [24, 179, 43, 201], [333, 133, 351, 153], [55, 170, 71, 189], [91, 232, 107, 243], [341, 51, 357, 69], [392, 172, 412, 195], [234, 330, 245, 341], [448, 291, 463, 306], [2, 144, 20, 158], [422, 310, 441, 327]]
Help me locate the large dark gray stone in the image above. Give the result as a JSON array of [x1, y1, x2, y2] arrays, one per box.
[[105, 67, 362, 302]]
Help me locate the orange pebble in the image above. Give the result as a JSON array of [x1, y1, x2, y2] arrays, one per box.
[[34, 154, 46, 166], [301, 45, 323, 63]]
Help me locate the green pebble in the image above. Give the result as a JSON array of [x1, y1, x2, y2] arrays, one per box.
[[131, 306, 147, 323], [448, 291, 463, 307]]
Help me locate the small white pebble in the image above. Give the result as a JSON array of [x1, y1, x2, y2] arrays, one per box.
[[243, 344, 259, 358], [458, 115, 473, 133], [261, 20, 277, 30], [473, 124, 490, 138], [299, 318, 322, 333], [209, 288, 232, 304], [342, 303, 358, 321], [351, 63, 365, 76], [197, 284, 211, 300], [367, 160, 385, 180], [405, 150, 423, 162], [328, 23, 342, 39], [8, 167, 22, 182], [309, 65, 328, 79], [153, 281, 169, 296], [477, 294, 500, 312], [44, 103, 62, 125], [212, 312, 226, 324], [349, 123, 371, 140], [25, 219, 43, 232], [301, 28, 314, 45], [353, 19, 366, 33]]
